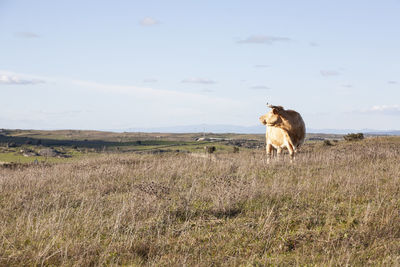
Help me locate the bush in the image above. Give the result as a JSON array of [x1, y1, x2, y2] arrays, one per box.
[[204, 146, 216, 154], [323, 140, 333, 146], [6, 142, 17, 148], [343, 133, 364, 141]]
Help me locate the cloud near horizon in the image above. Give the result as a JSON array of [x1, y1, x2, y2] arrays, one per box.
[[341, 84, 353, 88], [320, 70, 340, 77], [15, 32, 40, 38], [352, 105, 400, 116], [143, 78, 158, 83], [250, 85, 269, 90], [237, 35, 292, 44], [140, 17, 159, 26], [181, 78, 217, 84], [69, 79, 243, 127], [71, 80, 238, 107], [0, 73, 45, 85], [369, 105, 400, 115]]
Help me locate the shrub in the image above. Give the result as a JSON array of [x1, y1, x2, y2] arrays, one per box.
[[204, 146, 216, 153], [343, 133, 364, 141], [323, 140, 333, 146], [6, 142, 17, 148]]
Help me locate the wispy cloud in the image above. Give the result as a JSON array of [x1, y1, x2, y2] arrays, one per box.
[[0, 109, 93, 129], [35, 109, 92, 118], [71, 80, 237, 107], [237, 35, 292, 44], [320, 70, 340, 77], [354, 105, 400, 116], [201, 89, 214, 93], [254, 64, 269, 68], [309, 42, 319, 47], [0, 73, 45, 85], [369, 105, 400, 115], [388, 81, 397, 84], [143, 78, 158, 83], [250, 85, 270, 90], [1, 70, 242, 129], [341, 84, 353, 88], [15, 32, 40, 38], [140, 17, 160, 26], [181, 78, 217, 84]]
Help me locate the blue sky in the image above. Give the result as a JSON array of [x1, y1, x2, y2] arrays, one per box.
[[1, 0, 399, 131]]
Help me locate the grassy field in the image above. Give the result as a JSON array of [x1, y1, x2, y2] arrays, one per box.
[[0, 132, 399, 266]]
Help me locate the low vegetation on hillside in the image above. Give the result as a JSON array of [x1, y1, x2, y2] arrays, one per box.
[[1, 135, 399, 266], [0, 129, 263, 164]]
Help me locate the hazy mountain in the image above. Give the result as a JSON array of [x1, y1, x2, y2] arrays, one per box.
[[124, 124, 400, 135]]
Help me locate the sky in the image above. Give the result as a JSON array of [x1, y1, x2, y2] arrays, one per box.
[[1, 0, 399, 131]]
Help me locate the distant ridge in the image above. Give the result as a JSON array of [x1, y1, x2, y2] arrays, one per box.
[[125, 124, 265, 134], [124, 124, 400, 135], [307, 129, 400, 135]]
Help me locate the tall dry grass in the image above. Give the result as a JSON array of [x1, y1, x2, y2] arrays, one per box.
[[0, 137, 399, 266]]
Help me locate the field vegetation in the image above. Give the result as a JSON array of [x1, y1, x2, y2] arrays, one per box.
[[0, 130, 255, 164], [0, 130, 399, 266]]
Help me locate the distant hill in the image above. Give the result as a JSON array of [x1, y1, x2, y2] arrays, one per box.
[[365, 130, 400, 136], [125, 124, 265, 134], [125, 124, 400, 135], [307, 128, 400, 135]]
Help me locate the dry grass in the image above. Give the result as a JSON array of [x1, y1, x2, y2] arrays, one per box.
[[1, 137, 399, 266]]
